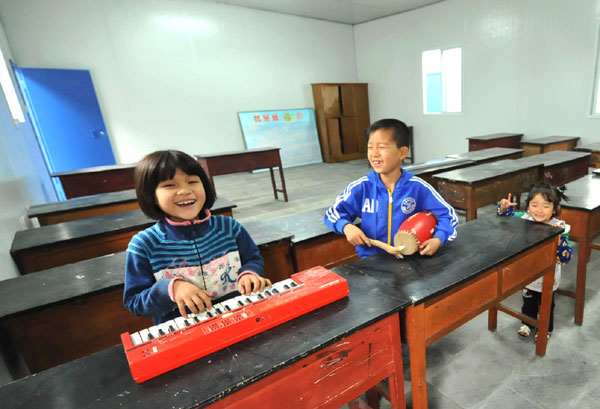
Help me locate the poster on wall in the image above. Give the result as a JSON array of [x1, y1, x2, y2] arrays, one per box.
[[238, 108, 322, 168]]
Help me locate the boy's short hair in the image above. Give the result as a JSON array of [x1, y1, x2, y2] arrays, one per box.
[[367, 119, 411, 148], [135, 150, 216, 220]]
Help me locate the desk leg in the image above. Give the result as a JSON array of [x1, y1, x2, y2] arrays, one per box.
[[574, 229, 590, 326], [269, 167, 278, 200], [405, 304, 428, 409], [536, 265, 554, 356], [278, 165, 289, 202], [389, 314, 406, 409]]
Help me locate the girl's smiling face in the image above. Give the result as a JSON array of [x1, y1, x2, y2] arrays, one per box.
[[155, 168, 206, 222], [527, 193, 555, 223]]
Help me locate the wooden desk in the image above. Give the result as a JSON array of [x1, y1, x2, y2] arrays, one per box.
[[11, 197, 237, 274], [447, 147, 524, 164], [0, 267, 408, 409], [433, 159, 542, 221], [28, 189, 143, 225], [51, 163, 136, 199], [555, 175, 600, 325], [1, 224, 293, 376], [196, 147, 288, 202], [405, 158, 475, 189], [260, 207, 359, 273], [467, 133, 523, 151], [512, 150, 590, 186], [351, 217, 560, 409], [574, 142, 600, 168], [520, 135, 580, 157]]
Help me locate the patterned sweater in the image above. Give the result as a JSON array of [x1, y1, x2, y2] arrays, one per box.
[[124, 211, 264, 324]]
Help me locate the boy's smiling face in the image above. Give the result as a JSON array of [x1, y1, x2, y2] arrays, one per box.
[[367, 129, 409, 180]]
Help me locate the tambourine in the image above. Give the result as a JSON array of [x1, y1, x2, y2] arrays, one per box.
[[393, 211, 437, 255]]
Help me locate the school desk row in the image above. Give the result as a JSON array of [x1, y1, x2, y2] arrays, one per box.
[[0, 216, 565, 409], [4, 168, 600, 378], [466, 133, 599, 163], [13, 148, 592, 278]]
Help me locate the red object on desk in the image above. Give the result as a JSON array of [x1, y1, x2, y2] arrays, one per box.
[[121, 266, 349, 383]]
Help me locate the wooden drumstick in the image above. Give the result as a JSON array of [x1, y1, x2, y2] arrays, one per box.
[[368, 239, 406, 259]]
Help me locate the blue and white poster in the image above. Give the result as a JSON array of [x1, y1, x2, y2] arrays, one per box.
[[238, 108, 322, 168]]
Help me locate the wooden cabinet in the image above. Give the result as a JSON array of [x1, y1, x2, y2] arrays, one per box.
[[312, 83, 370, 162]]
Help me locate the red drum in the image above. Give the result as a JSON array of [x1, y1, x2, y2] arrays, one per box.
[[393, 211, 437, 255]]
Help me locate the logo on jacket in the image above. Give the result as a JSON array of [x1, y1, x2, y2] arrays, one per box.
[[362, 198, 378, 213], [401, 197, 416, 214]]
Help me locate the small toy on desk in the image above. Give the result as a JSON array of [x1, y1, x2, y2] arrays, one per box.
[[393, 211, 438, 256]]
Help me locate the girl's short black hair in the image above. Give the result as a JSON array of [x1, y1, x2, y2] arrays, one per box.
[[367, 118, 411, 148], [135, 150, 216, 220], [525, 181, 568, 217]]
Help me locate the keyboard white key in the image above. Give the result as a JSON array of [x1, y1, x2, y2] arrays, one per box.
[[131, 332, 143, 346], [174, 317, 187, 329]]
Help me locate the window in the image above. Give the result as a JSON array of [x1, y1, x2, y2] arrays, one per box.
[[422, 47, 462, 114], [592, 28, 600, 115], [0, 46, 25, 124]]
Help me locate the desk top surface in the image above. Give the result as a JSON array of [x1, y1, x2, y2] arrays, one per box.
[[521, 135, 580, 145], [51, 163, 136, 177], [346, 216, 561, 305], [12, 197, 237, 252], [433, 159, 540, 183], [446, 147, 523, 162], [28, 189, 139, 216], [405, 158, 475, 175], [466, 132, 523, 141], [513, 150, 590, 167], [195, 146, 280, 159], [0, 266, 410, 409], [560, 174, 600, 212], [574, 142, 600, 152], [259, 207, 341, 244]]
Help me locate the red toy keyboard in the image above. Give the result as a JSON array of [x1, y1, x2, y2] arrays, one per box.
[[121, 266, 349, 383]]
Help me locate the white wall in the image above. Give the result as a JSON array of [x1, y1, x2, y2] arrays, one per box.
[[0, 0, 357, 163], [0, 19, 54, 281], [354, 0, 600, 162]]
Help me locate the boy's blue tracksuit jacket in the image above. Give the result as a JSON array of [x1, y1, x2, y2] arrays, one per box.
[[324, 169, 458, 258]]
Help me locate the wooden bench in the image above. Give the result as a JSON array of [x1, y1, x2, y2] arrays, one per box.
[[27, 189, 142, 226], [195, 147, 288, 202], [11, 197, 236, 274], [574, 142, 600, 168], [447, 147, 523, 164], [51, 163, 136, 199], [512, 150, 590, 186], [433, 159, 542, 221], [1, 222, 293, 377], [520, 135, 580, 157], [466, 132, 523, 152]]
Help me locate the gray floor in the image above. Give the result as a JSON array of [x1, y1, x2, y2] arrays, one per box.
[[214, 159, 600, 409]]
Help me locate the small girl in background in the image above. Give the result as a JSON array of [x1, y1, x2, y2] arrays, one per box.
[[124, 150, 271, 324], [498, 181, 572, 341]]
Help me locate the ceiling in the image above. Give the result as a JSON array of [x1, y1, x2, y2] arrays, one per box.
[[211, 0, 446, 25]]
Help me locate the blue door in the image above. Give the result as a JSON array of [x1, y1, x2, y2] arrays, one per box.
[[13, 64, 116, 199]]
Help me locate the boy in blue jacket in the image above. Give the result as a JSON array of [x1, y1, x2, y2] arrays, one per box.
[[324, 119, 458, 258]]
